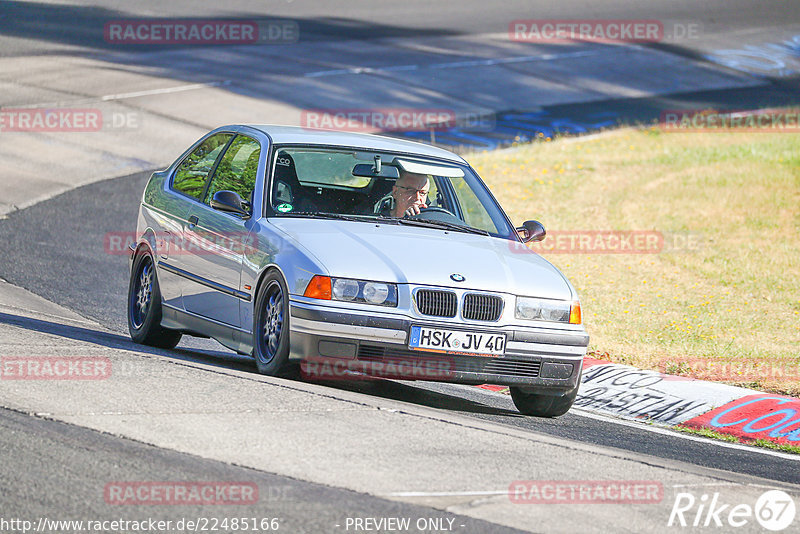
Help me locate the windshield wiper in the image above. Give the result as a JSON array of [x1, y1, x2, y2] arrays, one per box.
[[277, 211, 489, 235], [278, 211, 399, 224], [397, 218, 489, 236]]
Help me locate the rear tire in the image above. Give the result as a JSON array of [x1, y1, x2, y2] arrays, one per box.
[[510, 376, 580, 417], [127, 251, 182, 349], [253, 271, 291, 376]]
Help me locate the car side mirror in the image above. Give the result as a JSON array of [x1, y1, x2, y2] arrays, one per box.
[[210, 190, 250, 217], [516, 220, 546, 243]]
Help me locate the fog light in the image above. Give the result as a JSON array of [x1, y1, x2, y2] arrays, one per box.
[[541, 362, 574, 379]]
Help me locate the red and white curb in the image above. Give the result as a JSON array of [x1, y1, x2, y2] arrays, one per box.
[[479, 357, 800, 447]]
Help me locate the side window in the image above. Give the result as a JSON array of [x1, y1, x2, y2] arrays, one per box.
[[172, 133, 232, 200], [450, 177, 501, 233], [426, 178, 441, 208], [204, 135, 261, 206]]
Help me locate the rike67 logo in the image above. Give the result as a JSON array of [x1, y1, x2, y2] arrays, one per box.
[[668, 489, 796, 531]]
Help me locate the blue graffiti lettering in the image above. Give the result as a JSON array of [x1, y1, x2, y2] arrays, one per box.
[[709, 396, 792, 428], [741, 408, 797, 433], [769, 419, 800, 441]]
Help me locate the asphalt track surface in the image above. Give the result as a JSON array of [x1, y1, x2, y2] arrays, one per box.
[[0, 171, 796, 487], [3, 0, 799, 55], [2, 2, 800, 530], [0, 406, 524, 533], [4, 1, 800, 137]]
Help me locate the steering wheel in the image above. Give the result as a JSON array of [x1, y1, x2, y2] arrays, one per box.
[[407, 206, 466, 226], [410, 206, 455, 217]]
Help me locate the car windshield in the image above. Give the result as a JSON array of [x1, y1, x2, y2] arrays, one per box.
[[268, 147, 514, 239]]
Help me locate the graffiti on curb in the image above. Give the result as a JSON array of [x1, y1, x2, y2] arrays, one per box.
[[682, 395, 800, 445], [575, 364, 732, 424]]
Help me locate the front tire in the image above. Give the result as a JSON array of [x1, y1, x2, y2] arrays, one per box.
[[128, 251, 182, 349], [510, 376, 580, 417], [253, 271, 291, 375]]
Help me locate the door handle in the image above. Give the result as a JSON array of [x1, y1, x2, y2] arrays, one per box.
[[187, 215, 199, 228]]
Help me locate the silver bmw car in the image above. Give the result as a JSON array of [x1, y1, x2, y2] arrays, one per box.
[[128, 125, 589, 416]]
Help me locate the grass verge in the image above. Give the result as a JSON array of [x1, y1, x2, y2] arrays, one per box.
[[673, 425, 800, 454], [468, 126, 800, 397]]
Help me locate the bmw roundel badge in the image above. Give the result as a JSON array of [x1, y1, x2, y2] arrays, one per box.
[[450, 273, 465, 282]]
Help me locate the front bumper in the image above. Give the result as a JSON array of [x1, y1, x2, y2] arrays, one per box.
[[288, 300, 588, 392]]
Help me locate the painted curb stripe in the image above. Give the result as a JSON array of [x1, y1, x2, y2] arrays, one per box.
[[476, 384, 510, 393], [575, 362, 752, 425], [477, 358, 800, 448], [681, 394, 800, 445]]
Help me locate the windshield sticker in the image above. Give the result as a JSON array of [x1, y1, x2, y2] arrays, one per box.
[[276, 203, 293, 213]]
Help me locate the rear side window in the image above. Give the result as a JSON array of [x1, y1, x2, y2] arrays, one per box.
[[173, 133, 232, 200], [204, 135, 261, 205]]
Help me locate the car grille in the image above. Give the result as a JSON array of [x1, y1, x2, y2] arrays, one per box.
[[415, 289, 504, 321], [415, 289, 457, 317], [357, 345, 541, 378], [463, 293, 503, 321]]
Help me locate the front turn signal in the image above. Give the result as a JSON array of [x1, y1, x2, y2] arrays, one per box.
[[569, 302, 582, 324], [304, 275, 332, 300]]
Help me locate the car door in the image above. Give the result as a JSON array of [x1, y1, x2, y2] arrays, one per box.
[[180, 134, 262, 327], [160, 131, 234, 309]]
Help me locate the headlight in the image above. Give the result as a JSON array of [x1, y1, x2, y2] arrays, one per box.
[[515, 297, 580, 324], [304, 275, 397, 307], [332, 278, 360, 301], [362, 282, 390, 304]]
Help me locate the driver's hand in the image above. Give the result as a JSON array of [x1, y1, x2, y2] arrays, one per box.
[[404, 202, 427, 217]]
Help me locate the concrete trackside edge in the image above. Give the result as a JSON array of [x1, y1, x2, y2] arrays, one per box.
[[576, 357, 800, 447], [478, 357, 800, 448]]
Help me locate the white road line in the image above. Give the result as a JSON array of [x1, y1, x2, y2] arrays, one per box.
[[304, 50, 597, 78], [12, 81, 231, 109], [385, 482, 795, 499], [99, 81, 230, 102], [387, 490, 507, 497]]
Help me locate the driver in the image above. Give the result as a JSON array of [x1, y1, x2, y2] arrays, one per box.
[[386, 170, 430, 218]]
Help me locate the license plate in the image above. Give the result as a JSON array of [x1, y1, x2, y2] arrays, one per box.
[[408, 326, 506, 356]]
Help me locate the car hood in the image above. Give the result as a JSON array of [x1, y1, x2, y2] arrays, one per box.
[[270, 218, 574, 300]]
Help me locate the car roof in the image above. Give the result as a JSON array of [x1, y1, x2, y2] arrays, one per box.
[[240, 124, 466, 164]]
